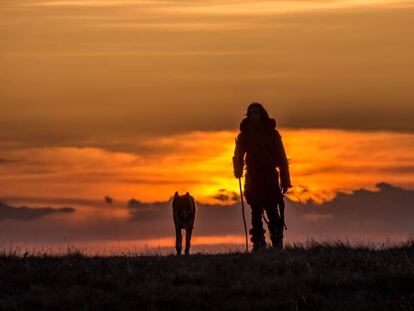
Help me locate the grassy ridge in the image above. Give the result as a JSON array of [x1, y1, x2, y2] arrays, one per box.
[[1, 241, 413, 311]]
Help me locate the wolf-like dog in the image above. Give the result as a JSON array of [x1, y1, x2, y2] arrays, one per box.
[[172, 191, 196, 255]]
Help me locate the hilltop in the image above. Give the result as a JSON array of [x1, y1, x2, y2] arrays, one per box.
[[1, 241, 413, 311]]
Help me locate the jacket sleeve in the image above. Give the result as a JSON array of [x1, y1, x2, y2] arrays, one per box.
[[233, 132, 246, 178], [275, 133, 292, 188]]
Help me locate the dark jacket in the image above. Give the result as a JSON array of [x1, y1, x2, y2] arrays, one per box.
[[233, 117, 291, 189]]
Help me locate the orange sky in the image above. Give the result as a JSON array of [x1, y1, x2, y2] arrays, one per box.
[[1, 0, 414, 251], [1, 128, 413, 253], [1, 0, 414, 138], [1, 129, 413, 204]]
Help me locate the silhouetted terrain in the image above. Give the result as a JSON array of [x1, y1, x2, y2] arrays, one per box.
[[1, 241, 413, 311]]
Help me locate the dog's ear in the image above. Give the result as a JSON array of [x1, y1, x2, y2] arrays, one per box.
[[185, 192, 190, 197], [172, 191, 179, 206]]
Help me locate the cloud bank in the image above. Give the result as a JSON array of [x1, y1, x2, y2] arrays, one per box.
[[1, 183, 412, 248], [1, 130, 413, 204], [126, 182, 414, 240], [0, 201, 75, 221]]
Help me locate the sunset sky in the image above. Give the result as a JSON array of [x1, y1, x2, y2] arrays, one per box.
[[1, 0, 413, 253]]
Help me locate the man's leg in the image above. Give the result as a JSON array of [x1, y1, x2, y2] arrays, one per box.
[[249, 204, 266, 251], [264, 202, 283, 250]]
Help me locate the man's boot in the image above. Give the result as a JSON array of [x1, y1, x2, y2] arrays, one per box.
[[249, 228, 266, 252], [269, 218, 284, 250], [270, 233, 283, 250]]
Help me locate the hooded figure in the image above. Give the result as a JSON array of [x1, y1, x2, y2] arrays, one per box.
[[233, 103, 291, 251]]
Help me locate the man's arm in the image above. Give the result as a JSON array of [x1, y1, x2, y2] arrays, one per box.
[[233, 133, 246, 178], [276, 133, 292, 193]]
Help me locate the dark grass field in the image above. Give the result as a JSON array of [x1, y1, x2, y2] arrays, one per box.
[[1, 241, 413, 311]]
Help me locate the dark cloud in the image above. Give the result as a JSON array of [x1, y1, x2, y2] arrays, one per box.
[[126, 183, 414, 240], [0, 201, 75, 221], [104, 196, 113, 204], [0, 158, 17, 165], [286, 182, 414, 237], [211, 189, 240, 204], [128, 198, 173, 223], [0, 196, 101, 207], [127, 198, 142, 209], [1, 183, 413, 244]]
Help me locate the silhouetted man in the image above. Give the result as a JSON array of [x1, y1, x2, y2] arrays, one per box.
[[233, 103, 291, 251]]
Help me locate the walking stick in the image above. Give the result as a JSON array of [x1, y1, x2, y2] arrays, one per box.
[[238, 178, 249, 253]]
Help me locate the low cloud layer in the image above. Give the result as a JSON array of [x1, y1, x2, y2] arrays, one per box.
[[0, 158, 16, 165], [210, 189, 240, 204], [286, 183, 414, 238], [126, 182, 414, 240], [1, 182, 412, 249], [0, 201, 75, 221]]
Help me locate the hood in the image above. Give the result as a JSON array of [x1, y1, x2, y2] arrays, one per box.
[[240, 117, 277, 133]]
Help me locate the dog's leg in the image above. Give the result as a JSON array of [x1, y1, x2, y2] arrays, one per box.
[[184, 228, 192, 255], [175, 226, 182, 255]]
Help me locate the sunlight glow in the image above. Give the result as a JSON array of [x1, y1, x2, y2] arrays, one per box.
[[1, 129, 413, 205]]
